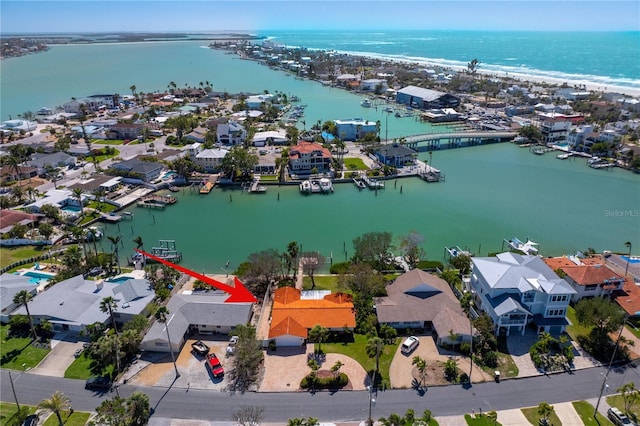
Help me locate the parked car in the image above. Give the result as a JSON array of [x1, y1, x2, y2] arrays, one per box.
[[74, 348, 83, 358], [608, 407, 632, 426], [191, 340, 210, 356], [400, 336, 420, 354], [205, 353, 224, 378], [85, 376, 112, 391], [22, 414, 38, 426]]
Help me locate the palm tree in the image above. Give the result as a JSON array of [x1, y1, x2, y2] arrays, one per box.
[[38, 391, 71, 426], [366, 336, 384, 388], [107, 235, 122, 274], [13, 289, 38, 339], [287, 241, 299, 279], [412, 355, 428, 389], [72, 187, 84, 219], [308, 325, 328, 353], [130, 84, 137, 97], [100, 296, 120, 336], [155, 307, 179, 377], [330, 360, 344, 379], [537, 402, 554, 425], [133, 235, 144, 250]]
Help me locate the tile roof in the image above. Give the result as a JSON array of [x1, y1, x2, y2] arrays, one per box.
[[561, 265, 624, 286], [268, 316, 307, 339], [289, 142, 331, 159], [615, 278, 640, 316], [269, 287, 355, 338]]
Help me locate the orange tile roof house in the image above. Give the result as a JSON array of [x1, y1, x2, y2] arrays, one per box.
[[268, 287, 355, 347], [544, 257, 625, 302], [288, 141, 332, 176]]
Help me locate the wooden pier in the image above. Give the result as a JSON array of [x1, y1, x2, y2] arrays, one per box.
[[199, 181, 214, 194]]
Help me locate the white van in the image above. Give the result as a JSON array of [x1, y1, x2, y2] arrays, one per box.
[[401, 336, 419, 354]]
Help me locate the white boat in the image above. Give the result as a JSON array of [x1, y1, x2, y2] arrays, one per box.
[[504, 237, 539, 255], [445, 246, 471, 258], [361, 99, 372, 108], [353, 177, 366, 189], [84, 226, 103, 241], [361, 174, 385, 189], [556, 153, 571, 160], [318, 178, 334, 193], [299, 180, 312, 194]]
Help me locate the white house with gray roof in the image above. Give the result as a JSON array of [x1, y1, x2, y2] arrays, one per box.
[[28, 152, 76, 175], [470, 252, 576, 335], [11, 275, 154, 333], [109, 159, 163, 182], [141, 290, 253, 353]]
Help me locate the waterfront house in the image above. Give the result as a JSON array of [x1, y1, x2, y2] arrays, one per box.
[[361, 79, 388, 93], [544, 257, 625, 302], [184, 126, 208, 143], [375, 144, 418, 167], [246, 94, 274, 109], [141, 291, 253, 353], [28, 152, 76, 175], [396, 86, 460, 110], [252, 130, 288, 147], [333, 118, 378, 141], [109, 159, 163, 182], [268, 287, 355, 347], [10, 275, 155, 333], [470, 252, 576, 335], [0, 119, 37, 135], [336, 74, 361, 88], [375, 269, 472, 346], [0, 273, 37, 322], [421, 108, 463, 123], [194, 148, 229, 173], [0, 210, 43, 238], [288, 141, 332, 176], [68, 175, 122, 195], [216, 119, 247, 146], [24, 189, 77, 214]]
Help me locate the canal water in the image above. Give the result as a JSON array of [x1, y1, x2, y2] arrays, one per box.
[[98, 144, 639, 273]]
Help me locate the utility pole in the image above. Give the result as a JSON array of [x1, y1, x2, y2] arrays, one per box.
[[166, 314, 180, 378], [8, 371, 20, 411], [594, 318, 627, 417]]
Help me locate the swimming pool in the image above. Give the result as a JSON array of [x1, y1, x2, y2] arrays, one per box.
[[622, 256, 640, 264], [106, 276, 134, 284], [61, 205, 81, 213], [15, 271, 55, 285], [162, 171, 177, 180]]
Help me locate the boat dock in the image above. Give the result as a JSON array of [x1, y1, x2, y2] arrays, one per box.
[[361, 174, 385, 189], [130, 239, 182, 266], [352, 177, 366, 190], [199, 181, 214, 194], [137, 194, 177, 209], [245, 177, 267, 194], [418, 163, 445, 183]]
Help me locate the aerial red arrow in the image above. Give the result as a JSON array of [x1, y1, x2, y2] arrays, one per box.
[[135, 249, 257, 303]]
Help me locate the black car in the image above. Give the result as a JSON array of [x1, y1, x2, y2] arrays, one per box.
[[23, 414, 39, 426], [85, 376, 112, 391]]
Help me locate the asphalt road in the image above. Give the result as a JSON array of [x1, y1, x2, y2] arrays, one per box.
[[3, 364, 640, 422]]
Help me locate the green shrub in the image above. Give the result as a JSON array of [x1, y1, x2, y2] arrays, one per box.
[[300, 372, 348, 389], [417, 260, 444, 270], [460, 342, 471, 356], [330, 262, 351, 275]]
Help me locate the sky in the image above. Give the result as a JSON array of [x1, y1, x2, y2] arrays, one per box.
[[1, 0, 639, 34]]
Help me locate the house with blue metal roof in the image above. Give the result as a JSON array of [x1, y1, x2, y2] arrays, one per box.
[[470, 252, 576, 335]]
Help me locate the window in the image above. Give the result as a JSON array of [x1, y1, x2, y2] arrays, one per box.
[[585, 285, 597, 291], [546, 309, 565, 317]]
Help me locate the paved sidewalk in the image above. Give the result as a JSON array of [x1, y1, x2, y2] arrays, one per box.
[[554, 402, 583, 425]]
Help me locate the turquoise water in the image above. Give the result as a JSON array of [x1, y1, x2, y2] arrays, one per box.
[[96, 144, 639, 273], [61, 205, 81, 213], [107, 276, 134, 284], [162, 171, 177, 180], [15, 271, 55, 284], [622, 256, 640, 264], [262, 30, 640, 90]]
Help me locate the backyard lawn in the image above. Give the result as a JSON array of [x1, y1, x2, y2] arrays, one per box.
[[302, 275, 349, 294], [566, 306, 591, 341], [323, 333, 399, 389], [572, 400, 614, 426], [0, 246, 50, 269], [343, 158, 369, 171], [0, 324, 50, 370]]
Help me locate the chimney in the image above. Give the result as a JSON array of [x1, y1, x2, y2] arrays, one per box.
[[96, 281, 104, 291]]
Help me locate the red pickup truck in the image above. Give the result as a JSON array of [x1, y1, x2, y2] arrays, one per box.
[[205, 353, 224, 378]]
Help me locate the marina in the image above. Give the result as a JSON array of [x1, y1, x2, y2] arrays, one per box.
[[299, 178, 334, 194]]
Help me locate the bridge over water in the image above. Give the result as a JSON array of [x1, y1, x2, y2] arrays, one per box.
[[389, 130, 517, 151]]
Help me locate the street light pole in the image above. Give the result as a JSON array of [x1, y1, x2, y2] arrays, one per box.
[[624, 242, 632, 277], [367, 385, 376, 426], [8, 371, 20, 411], [165, 314, 180, 378], [594, 318, 627, 417]]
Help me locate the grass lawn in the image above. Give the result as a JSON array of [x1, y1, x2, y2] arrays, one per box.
[[521, 406, 562, 426], [85, 201, 117, 212], [464, 413, 502, 425], [0, 246, 51, 269], [0, 402, 37, 426], [302, 275, 349, 293], [572, 400, 614, 426], [42, 410, 91, 426], [0, 324, 50, 370], [607, 395, 639, 420], [495, 336, 519, 378], [566, 306, 591, 341], [343, 158, 369, 171], [64, 350, 114, 380], [322, 333, 399, 389], [92, 150, 120, 163], [93, 139, 124, 145], [258, 174, 279, 182], [626, 320, 640, 339]]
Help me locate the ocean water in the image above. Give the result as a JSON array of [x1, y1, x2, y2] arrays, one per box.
[[261, 30, 640, 91]]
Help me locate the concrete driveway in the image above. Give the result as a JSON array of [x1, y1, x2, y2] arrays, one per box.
[[30, 336, 86, 377]]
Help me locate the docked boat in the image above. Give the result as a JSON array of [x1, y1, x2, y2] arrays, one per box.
[[353, 177, 366, 190], [361, 174, 385, 189], [318, 178, 334, 193], [556, 153, 571, 160], [299, 180, 312, 194], [503, 237, 539, 255], [84, 226, 103, 241], [361, 99, 372, 108], [445, 246, 471, 259]]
